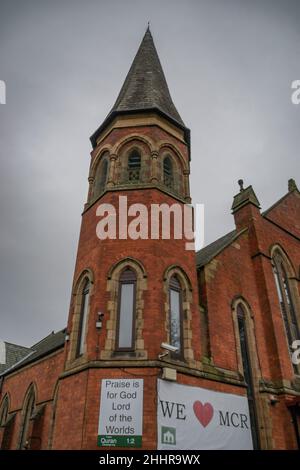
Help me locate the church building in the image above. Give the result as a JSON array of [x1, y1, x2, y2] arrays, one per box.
[[0, 28, 299, 450]]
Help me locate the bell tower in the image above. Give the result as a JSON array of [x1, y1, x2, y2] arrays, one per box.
[[60, 28, 202, 449]]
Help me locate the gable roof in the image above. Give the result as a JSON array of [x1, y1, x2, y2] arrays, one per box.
[[0, 342, 32, 374], [261, 185, 300, 239], [262, 179, 299, 217], [262, 192, 294, 217], [196, 229, 246, 268], [0, 329, 66, 376]]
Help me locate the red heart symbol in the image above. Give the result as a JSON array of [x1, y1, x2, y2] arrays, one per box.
[[193, 401, 214, 427]]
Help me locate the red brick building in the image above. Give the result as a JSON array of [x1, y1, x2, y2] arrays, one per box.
[[1, 28, 299, 450]]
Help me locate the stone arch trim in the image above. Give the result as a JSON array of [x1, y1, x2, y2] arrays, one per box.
[[0, 393, 10, 424], [102, 257, 148, 360], [91, 147, 111, 175], [270, 243, 297, 277], [68, 268, 95, 364], [158, 142, 188, 171], [72, 268, 94, 294], [107, 257, 147, 280], [163, 265, 194, 363], [231, 297, 271, 449], [88, 150, 110, 204], [231, 297, 261, 377], [163, 264, 193, 291], [269, 243, 300, 373], [21, 382, 37, 409], [112, 134, 155, 155], [158, 144, 189, 198], [114, 137, 152, 185], [0, 392, 10, 408], [18, 382, 37, 449], [0, 393, 12, 449], [47, 381, 60, 449], [91, 155, 109, 199], [270, 243, 300, 323], [231, 296, 254, 319]]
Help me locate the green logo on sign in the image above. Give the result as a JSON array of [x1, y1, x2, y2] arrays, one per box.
[[97, 435, 142, 448], [161, 426, 176, 445]]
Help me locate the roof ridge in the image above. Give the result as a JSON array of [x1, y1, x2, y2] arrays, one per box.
[[196, 228, 247, 267], [3, 341, 32, 350], [196, 229, 237, 254], [31, 327, 66, 349], [1, 328, 66, 377]]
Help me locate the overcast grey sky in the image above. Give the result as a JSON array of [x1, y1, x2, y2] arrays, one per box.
[[0, 0, 299, 346]]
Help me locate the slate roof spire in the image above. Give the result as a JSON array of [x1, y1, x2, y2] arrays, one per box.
[[111, 26, 184, 125], [90, 28, 187, 147]]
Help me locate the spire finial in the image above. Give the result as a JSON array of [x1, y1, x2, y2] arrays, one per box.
[[238, 179, 244, 192], [147, 21, 150, 31], [288, 178, 298, 192]]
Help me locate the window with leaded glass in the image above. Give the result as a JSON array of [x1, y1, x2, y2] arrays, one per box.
[[272, 252, 300, 374], [127, 150, 141, 182], [163, 156, 174, 189], [237, 304, 259, 449]]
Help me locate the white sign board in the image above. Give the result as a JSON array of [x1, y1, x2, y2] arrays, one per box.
[[157, 379, 253, 450], [98, 378, 143, 447]]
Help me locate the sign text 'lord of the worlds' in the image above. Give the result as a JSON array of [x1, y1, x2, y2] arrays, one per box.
[[98, 378, 143, 447]]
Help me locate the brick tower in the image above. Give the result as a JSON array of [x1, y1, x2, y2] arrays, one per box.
[[1, 28, 300, 453], [53, 27, 201, 449]]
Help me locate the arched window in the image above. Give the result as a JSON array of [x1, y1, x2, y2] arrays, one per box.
[[99, 159, 108, 193], [169, 275, 183, 357], [94, 158, 108, 198], [236, 303, 259, 449], [0, 396, 9, 427], [0, 395, 12, 450], [76, 278, 91, 357], [116, 268, 137, 351], [48, 384, 59, 450], [163, 156, 174, 189], [272, 251, 300, 374], [20, 388, 35, 449], [127, 150, 141, 182]]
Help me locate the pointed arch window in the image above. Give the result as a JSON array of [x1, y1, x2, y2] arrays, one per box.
[[0, 396, 12, 450], [169, 275, 183, 357], [272, 251, 300, 374], [94, 158, 108, 198], [0, 396, 9, 427], [128, 150, 141, 182], [76, 278, 91, 357], [116, 268, 137, 351], [20, 389, 35, 449], [99, 159, 108, 193], [163, 156, 174, 189], [236, 303, 259, 449]]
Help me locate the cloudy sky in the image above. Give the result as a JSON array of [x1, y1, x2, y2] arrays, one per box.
[[0, 0, 299, 346]]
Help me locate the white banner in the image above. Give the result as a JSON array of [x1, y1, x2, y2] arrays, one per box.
[[98, 378, 143, 447], [157, 379, 253, 450]]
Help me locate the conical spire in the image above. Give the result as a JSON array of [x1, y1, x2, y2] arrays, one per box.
[[111, 27, 184, 125], [91, 28, 186, 147]]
